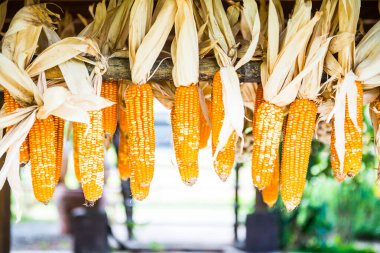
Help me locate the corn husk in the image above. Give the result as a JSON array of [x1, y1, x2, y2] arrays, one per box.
[[298, 0, 337, 100], [2, 4, 59, 69], [130, 0, 176, 84], [172, 0, 198, 87], [263, 1, 321, 106], [80, 0, 134, 56]]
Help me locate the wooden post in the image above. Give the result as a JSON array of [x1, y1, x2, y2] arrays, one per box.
[[0, 182, 11, 253], [0, 92, 9, 253]]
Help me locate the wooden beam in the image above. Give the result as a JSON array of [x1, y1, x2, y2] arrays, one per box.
[[101, 57, 261, 82]]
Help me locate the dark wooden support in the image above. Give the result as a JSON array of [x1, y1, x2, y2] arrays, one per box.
[[0, 182, 11, 253], [233, 162, 243, 243], [0, 92, 10, 253], [99, 58, 261, 83]]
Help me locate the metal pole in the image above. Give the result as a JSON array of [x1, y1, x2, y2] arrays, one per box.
[[234, 162, 243, 243], [113, 128, 134, 240]]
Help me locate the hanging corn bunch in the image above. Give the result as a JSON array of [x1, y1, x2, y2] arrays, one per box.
[[196, 0, 260, 181], [170, 0, 201, 185], [354, 21, 380, 183], [325, 0, 363, 181], [280, 0, 335, 211], [252, 0, 321, 190], [126, 0, 176, 199], [0, 4, 111, 218]]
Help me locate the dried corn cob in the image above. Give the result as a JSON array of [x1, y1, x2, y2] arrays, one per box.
[[29, 116, 57, 204], [281, 99, 317, 211], [4, 90, 30, 164], [252, 101, 284, 190], [331, 82, 363, 180], [125, 83, 155, 194], [73, 110, 104, 204], [212, 72, 237, 181], [73, 128, 81, 182], [171, 85, 200, 185], [371, 97, 380, 184], [253, 84, 264, 127], [101, 80, 118, 137], [118, 132, 131, 180], [262, 155, 279, 208], [199, 99, 212, 149], [53, 116, 65, 184]]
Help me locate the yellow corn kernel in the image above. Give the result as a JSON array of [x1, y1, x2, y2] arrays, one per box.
[[199, 99, 212, 149], [252, 101, 284, 190], [53, 116, 65, 184], [130, 179, 150, 201], [101, 80, 118, 137], [281, 99, 317, 211], [331, 82, 363, 181], [171, 85, 200, 185], [262, 155, 279, 208], [212, 72, 236, 181], [73, 110, 104, 204], [125, 84, 155, 200], [4, 90, 30, 164], [253, 84, 264, 128], [29, 116, 57, 204], [118, 132, 131, 180]]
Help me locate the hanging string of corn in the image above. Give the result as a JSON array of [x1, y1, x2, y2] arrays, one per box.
[[325, 0, 362, 182], [196, 0, 260, 181], [251, 0, 322, 190], [127, 0, 176, 199], [280, 0, 335, 211], [170, 0, 201, 185]]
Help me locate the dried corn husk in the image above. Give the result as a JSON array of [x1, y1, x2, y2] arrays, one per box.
[[172, 0, 198, 87], [263, 2, 321, 106], [130, 0, 176, 84]]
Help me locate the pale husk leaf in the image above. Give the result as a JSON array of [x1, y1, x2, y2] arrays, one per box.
[[2, 4, 59, 69], [172, 0, 199, 87], [131, 0, 176, 84], [128, 0, 153, 72]]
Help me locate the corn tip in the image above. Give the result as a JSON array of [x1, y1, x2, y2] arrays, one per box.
[[183, 177, 197, 186], [217, 173, 229, 182]]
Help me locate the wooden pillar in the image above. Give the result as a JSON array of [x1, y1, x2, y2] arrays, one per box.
[[0, 181, 11, 253]]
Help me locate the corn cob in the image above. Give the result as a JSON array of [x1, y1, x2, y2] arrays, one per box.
[[118, 132, 131, 180], [73, 128, 81, 182], [371, 97, 380, 184], [101, 80, 118, 137], [251, 101, 284, 190], [331, 82, 363, 180], [212, 72, 237, 181], [73, 110, 104, 204], [262, 155, 279, 208], [281, 99, 317, 211], [4, 90, 30, 164], [125, 83, 155, 196], [199, 99, 212, 149], [29, 116, 57, 204], [253, 84, 264, 127], [53, 116, 65, 184], [171, 85, 200, 185]]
